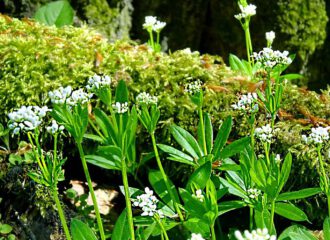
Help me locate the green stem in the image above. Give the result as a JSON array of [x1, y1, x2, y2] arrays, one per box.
[[89, 119, 105, 141], [52, 188, 71, 240], [211, 224, 216, 240], [198, 108, 207, 155], [270, 200, 275, 233], [27, 132, 47, 176], [148, 30, 155, 50], [317, 146, 330, 216], [121, 157, 135, 240], [244, 23, 253, 65], [151, 133, 184, 221], [249, 206, 254, 230], [155, 217, 169, 240], [156, 32, 160, 47], [264, 143, 270, 167], [34, 130, 49, 177], [77, 143, 105, 240], [53, 134, 58, 179]]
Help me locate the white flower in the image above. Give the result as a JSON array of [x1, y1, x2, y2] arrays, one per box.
[[112, 102, 129, 114], [46, 120, 65, 135], [184, 80, 203, 95], [247, 188, 261, 199], [235, 228, 276, 240], [266, 31, 275, 45], [8, 106, 50, 134], [255, 124, 273, 143], [136, 92, 158, 105], [232, 93, 258, 113], [253, 48, 292, 68], [153, 21, 166, 32], [143, 16, 158, 30], [189, 233, 205, 240], [235, 4, 257, 20], [193, 189, 204, 202], [67, 89, 93, 106], [132, 187, 163, 217], [303, 127, 330, 145], [275, 154, 281, 163], [49, 86, 72, 105], [86, 74, 111, 92]]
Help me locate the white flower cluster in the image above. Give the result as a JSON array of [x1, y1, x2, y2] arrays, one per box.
[[232, 93, 258, 113], [255, 124, 273, 143], [49, 86, 93, 106], [247, 188, 261, 199], [189, 233, 205, 240], [235, 228, 276, 240], [136, 92, 158, 105], [253, 48, 292, 68], [265, 31, 275, 45], [184, 80, 203, 95], [193, 189, 204, 202], [8, 106, 50, 134], [46, 120, 65, 135], [235, 4, 257, 20], [132, 187, 163, 217], [86, 75, 111, 92], [302, 127, 330, 145], [143, 16, 166, 32], [112, 102, 129, 114]]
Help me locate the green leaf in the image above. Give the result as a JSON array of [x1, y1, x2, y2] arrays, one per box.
[[157, 144, 195, 166], [112, 209, 130, 240], [83, 133, 104, 143], [186, 161, 212, 191], [274, 202, 308, 222], [213, 116, 232, 159], [324, 217, 330, 240], [218, 200, 247, 216], [170, 125, 203, 159], [183, 218, 210, 238], [219, 137, 250, 160], [278, 225, 317, 240], [229, 54, 245, 71], [85, 154, 121, 170], [179, 188, 207, 221], [277, 188, 321, 201], [197, 113, 213, 154], [0, 224, 12, 234], [34, 1, 74, 27], [115, 80, 129, 103], [149, 170, 180, 210], [71, 219, 97, 240], [278, 153, 292, 194]]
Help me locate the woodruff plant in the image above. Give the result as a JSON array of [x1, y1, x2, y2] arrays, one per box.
[[143, 16, 166, 52]]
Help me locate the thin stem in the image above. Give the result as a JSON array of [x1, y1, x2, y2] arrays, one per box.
[[121, 157, 135, 240], [211, 224, 216, 240], [317, 145, 330, 216], [151, 133, 184, 221], [244, 22, 253, 65], [264, 143, 270, 167], [77, 143, 105, 240], [27, 132, 47, 176], [156, 32, 160, 47], [53, 134, 58, 179], [155, 217, 169, 240], [89, 119, 105, 141], [148, 30, 155, 50], [52, 188, 71, 240], [269, 200, 275, 234], [249, 206, 254, 230], [198, 108, 207, 155]]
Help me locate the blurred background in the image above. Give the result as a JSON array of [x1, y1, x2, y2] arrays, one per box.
[[1, 0, 329, 90]]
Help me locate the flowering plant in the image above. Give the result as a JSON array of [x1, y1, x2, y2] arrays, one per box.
[[143, 16, 166, 52]]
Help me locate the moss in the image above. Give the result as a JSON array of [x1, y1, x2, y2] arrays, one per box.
[[277, 0, 328, 61]]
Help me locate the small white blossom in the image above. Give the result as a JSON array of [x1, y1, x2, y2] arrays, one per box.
[[136, 92, 158, 105], [302, 127, 330, 145], [8, 106, 50, 134], [247, 188, 261, 199], [49, 86, 72, 105], [112, 102, 129, 114], [265, 31, 275, 45], [232, 93, 258, 113], [143, 16, 158, 30], [255, 124, 273, 143], [235, 4, 257, 20], [275, 154, 281, 163], [86, 75, 111, 92], [235, 228, 276, 240], [189, 233, 205, 240], [184, 80, 203, 95], [67, 89, 93, 106], [193, 189, 204, 202], [132, 187, 163, 217], [253, 48, 292, 68], [153, 20, 166, 32], [46, 120, 65, 135]]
